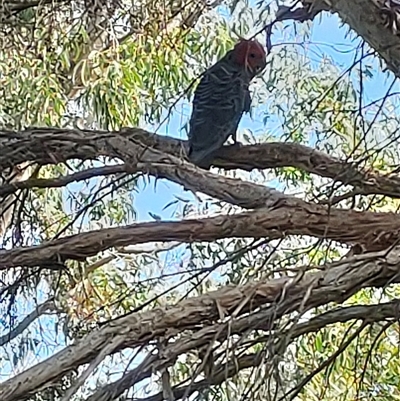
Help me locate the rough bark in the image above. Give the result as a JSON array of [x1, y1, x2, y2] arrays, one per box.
[[2, 128, 400, 271], [88, 300, 400, 401], [1, 128, 400, 200], [1, 245, 400, 401], [2, 199, 400, 269]]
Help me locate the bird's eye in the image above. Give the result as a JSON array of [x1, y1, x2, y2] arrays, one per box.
[[249, 53, 256, 58]]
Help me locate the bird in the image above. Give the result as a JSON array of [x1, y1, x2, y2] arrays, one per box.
[[187, 38, 267, 169]]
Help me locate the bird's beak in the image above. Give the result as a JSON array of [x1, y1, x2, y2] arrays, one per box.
[[252, 60, 267, 75]]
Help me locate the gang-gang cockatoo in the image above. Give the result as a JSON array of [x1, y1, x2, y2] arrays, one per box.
[[187, 38, 267, 168]]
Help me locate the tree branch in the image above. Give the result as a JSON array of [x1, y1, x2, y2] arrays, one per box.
[[1, 197, 400, 269], [0, 165, 127, 198], [1, 127, 400, 270], [2, 246, 400, 401], [87, 299, 400, 401], [0, 0, 67, 21], [1, 128, 399, 202], [135, 353, 263, 401], [0, 299, 55, 346], [280, 0, 400, 80]]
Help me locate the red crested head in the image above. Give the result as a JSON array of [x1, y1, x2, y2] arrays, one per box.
[[231, 38, 267, 75]]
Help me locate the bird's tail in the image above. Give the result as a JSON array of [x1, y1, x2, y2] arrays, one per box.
[[187, 147, 215, 169]]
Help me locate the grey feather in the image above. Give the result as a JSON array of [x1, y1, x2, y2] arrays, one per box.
[[187, 52, 253, 169]]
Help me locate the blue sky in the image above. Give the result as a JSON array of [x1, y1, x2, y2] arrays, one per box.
[[134, 10, 400, 223], [2, 4, 400, 390]]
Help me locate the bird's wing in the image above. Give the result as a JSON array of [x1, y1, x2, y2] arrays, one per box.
[[188, 62, 248, 167], [243, 86, 252, 113]]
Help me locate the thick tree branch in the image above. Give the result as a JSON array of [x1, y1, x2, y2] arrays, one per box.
[[136, 353, 264, 401], [2, 246, 400, 401], [1, 198, 400, 269], [1, 127, 399, 269], [135, 295, 400, 401], [1, 128, 399, 202], [87, 299, 400, 401]]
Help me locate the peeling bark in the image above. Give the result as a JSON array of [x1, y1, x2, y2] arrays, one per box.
[[1, 128, 400, 270]]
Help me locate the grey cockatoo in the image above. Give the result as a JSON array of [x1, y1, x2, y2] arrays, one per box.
[[187, 38, 267, 169]]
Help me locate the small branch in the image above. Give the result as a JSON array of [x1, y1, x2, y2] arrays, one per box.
[[280, 321, 368, 401], [137, 353, 264, 401], [0, 0, 67, 21], [279, 1, 400, 80], [0, 165, 126, 198], [0, 299, 55, 346]]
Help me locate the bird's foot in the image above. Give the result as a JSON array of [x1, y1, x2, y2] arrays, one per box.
[[231, 140, 244, 148]]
